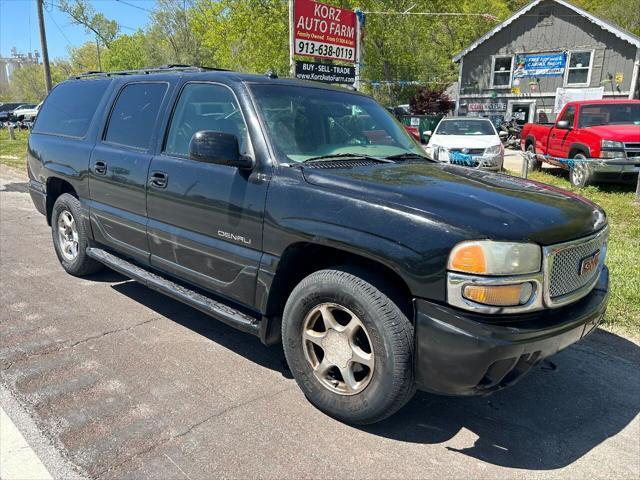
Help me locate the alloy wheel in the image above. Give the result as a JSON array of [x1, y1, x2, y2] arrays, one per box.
[[301, 303, 375, 395], [57, 210, 79, 261]]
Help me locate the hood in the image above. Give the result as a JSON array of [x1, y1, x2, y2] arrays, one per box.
[[429, 135, 500, 149], [585, 124, 640, 142], [302, 162, 606, 245]]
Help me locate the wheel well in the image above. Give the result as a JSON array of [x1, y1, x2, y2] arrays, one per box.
[[265, 243, 414, 322], [569, 145, 589, 158], [46, 178, 77, 225], [525, 137, 534, 149]]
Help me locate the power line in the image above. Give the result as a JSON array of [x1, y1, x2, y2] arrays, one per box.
[[45, 6, 73, 47], [114, 0, 153, 13]]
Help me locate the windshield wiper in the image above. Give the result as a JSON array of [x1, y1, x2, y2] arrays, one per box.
[[302, 153, 395, 164], [385, 152, 433, 162]]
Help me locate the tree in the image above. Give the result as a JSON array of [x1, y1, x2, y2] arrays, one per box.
[[409, 84, 455, 114], [59, 0, 119, 47], [104, 32, 153, 70]]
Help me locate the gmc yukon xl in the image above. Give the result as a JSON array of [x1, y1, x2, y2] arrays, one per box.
[[27, 67, 610, 424]]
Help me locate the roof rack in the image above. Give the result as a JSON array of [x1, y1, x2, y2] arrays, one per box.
[[70, 64, 229, 79]]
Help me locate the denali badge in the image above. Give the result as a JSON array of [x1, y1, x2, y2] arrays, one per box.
[[579, 250, 600, 276], [218, 230, 252, 245]]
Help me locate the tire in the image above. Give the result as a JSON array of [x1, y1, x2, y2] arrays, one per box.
[[526, 144, 542, 172], [569, 153, 592, 188], [282, 267, 415, 424], [51, 193, 103, 276]]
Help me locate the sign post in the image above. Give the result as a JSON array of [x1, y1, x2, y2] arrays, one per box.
[[354, 8, 363, 90]]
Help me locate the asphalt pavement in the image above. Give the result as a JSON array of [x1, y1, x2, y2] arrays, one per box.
[[1, 165, 639, 479]]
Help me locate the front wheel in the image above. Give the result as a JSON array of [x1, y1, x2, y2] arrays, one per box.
[[569, 153, 592, 188], [282, 268, 415, 424], [526, 144, 542, 171]]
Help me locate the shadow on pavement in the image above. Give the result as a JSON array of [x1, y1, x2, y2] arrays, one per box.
[[111, 278, 638, 471], [110, 280, 293, 379], [361, 328, 640, 470]]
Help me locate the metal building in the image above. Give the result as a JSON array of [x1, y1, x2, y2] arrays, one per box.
[[453, 0, 640, 126]]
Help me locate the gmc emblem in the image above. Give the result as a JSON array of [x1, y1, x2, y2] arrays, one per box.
[[579, 250, 600, 276]]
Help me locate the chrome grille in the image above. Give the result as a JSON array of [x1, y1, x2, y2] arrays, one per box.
[[545, 228, 608, 304], [625, 143, 640, 159]]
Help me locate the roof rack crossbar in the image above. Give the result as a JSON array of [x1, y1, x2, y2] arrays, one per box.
[[70, 65, 229, 79]]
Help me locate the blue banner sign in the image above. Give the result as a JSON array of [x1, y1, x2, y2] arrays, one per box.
[[513, 53, 565, 78]]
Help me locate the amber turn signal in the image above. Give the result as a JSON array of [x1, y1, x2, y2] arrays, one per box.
[[463, 283, 533, 307], [449, 244, 487, 274]]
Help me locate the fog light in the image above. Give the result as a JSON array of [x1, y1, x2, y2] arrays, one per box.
[[463, 283, 533, 307]]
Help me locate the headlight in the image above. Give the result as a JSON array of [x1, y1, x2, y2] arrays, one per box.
[[601, 139, 624, 149], [448, 240, 541, 275], [484, 144, 503, 155]]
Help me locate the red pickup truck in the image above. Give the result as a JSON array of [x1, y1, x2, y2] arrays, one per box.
[[521, 99, 640, 187]]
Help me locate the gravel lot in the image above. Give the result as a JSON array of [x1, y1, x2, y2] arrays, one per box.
[[1, 165, 639, 479]]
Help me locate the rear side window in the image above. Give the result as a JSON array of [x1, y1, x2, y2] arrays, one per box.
[[33, 79, 110, 138], [104, 82, 168, 150]]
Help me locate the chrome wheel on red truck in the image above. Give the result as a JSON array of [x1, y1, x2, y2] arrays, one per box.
[[570, 153, 592, 187]]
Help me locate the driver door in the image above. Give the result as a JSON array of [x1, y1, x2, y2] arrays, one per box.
[[146, 82, 268, 307]]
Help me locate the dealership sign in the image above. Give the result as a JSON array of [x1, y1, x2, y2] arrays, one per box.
[[294, 0, 357, 62], [467, 102, 507, 112], [513, 53, 565, 77], [295, 60, 355, 84]]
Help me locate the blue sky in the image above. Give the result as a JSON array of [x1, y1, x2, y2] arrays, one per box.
[[0, 0, 156, 60]]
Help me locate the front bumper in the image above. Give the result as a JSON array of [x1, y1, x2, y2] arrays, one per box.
[[414, 266, 609, 396], [591, 159, 639, 181]]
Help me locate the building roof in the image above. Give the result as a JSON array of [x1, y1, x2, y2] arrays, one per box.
[[452, 0, 640, 63]]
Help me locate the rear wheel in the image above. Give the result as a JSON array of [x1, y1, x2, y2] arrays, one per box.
[[569, 153, 592, 188], [51, 193, 103, 276], [526, 144, 542, 172], [282, 268, 415, 424]]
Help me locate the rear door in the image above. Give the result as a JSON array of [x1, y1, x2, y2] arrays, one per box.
[[88, 81, 169, 263], [146, 81, 269, 307]]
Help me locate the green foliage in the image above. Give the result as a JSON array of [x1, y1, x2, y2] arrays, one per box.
[[59, 0, 119, 46], [191, 0, 290, 73], [104, 32, 153, 71]]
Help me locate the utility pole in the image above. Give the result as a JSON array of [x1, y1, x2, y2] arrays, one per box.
[[36, 0, 52, 92]]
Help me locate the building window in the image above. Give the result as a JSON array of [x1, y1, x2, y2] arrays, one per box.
[[491, 56, 513, 89], [565, 51, 593, 86]]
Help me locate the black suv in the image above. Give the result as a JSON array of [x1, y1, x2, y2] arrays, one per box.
[[27, 66, 609, 424]]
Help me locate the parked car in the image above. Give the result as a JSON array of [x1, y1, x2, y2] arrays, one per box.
[[0, 102, 26, 122], [28, 67, 609, 424], [424, 117, 505, 171], [12, 103, 40, 121], [521, 99, 640, 187]]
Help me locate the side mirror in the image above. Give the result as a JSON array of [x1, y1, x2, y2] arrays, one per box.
[[189, 131, 254, 169], [556, 120, 570, 130], [423, 130, 432, 137], [499, 131, 509, 138]]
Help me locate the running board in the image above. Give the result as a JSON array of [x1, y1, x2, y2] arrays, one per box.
[[86, 248, 261, 335]]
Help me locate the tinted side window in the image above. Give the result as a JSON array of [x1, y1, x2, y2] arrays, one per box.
[[164, 83, 248, 157], [104, 82, 168, 150], [33, 79, 110, 138]]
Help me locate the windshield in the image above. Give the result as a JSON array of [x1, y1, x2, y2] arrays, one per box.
[[579, 103, 640, 127], [250, 84, 423, 162], [435, 119, 496, 136]]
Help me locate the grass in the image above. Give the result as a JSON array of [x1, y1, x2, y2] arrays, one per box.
[[0, 128, 29, 171], [1, 131, 638, 335], [514, 168, 640, 337]]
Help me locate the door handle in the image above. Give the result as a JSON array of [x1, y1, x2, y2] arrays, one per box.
[[94, 161, 107, 175], [149, 171, 168, 189]]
